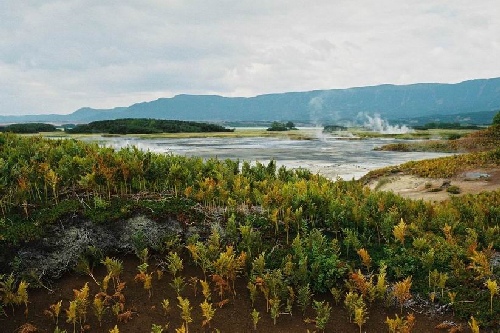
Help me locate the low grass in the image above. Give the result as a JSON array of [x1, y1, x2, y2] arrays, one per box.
[[374, 176, 391, 190], [362, 147, 500, 181], [351, 128, 478, 140], [375, 126, 498, 153], [39, 128, 316, 140]]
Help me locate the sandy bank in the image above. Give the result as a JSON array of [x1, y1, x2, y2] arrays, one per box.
[[365, 168, 500, 201]]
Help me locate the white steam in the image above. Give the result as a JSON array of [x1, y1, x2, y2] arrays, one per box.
[[358, 113, 412, 134], [307, 94, 412, 136], [308, 96, 324, 127]]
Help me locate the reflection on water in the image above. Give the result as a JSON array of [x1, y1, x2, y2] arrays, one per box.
[[81, 135, 451, 180]]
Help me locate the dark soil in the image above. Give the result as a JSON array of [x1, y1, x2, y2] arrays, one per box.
[[2, 255, 464, 333]]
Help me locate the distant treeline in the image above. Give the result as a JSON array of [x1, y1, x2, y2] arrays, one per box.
[[0, 123, 57, 133], [412, 122, 481, 130], [323, 125, 348, 132], [67, 118, 234, 134], [266, 121, 296, 131]]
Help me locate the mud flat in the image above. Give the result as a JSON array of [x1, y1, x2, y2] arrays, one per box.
[[81, 132, 451, 180]]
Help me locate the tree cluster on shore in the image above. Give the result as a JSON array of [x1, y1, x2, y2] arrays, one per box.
[[266, 121, 296, 131], [67, 118, 234, 134], [0, 123, 57, 134]]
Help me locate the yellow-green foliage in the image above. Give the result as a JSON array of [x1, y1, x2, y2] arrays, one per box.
[[48, 300, 63, 325], [354, 305, 368, 333], [393, 277, 412, 313], [109, 325, 120, 333], [175, 323, 187, 333], [73, 282, 90, 325], [375, 264, 388, 301], [393, 149, 499, 178], [0, 274, 17, 309], [169, 276, 186, 296], [468, 316, 480, 333], [16, 280, 29, 316], [166, 251, 184, 277], [348, 270, 375, 302], [177, 296, 192, 331], [151, 323, 166, 333], [313, 299, 332, 331], [93, 296, 106, 326], [251, 308, 260, 330], [247, 281, 257, 306], [469, 249, 493, 280], [200, 299, 216, 327], [212, 246, 247, 295], [161, 299, 170, 315], [143, 273, 153, 297], [102, 257, 123, 286], [385, 313, 416, 333], [200, 279, 211, 301], [393, 219, 407, 245], [101, 272, 112, 293], [0, 275, 29, 315], [357, 248, 372, 271], [485, 279, 498, 315], [186, 242, 211, 279], [364, 146, 499, 181], [269, 296, 280, 325], [344, 291, 364, 322], [66, 300, 78, 332]]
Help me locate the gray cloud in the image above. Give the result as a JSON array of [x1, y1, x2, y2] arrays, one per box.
[[1, 0, 499, 115]]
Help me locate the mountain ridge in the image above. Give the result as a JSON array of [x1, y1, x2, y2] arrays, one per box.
[[2, 77, 500, 124]]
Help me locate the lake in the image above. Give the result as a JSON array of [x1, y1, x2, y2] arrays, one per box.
[[80, 129, 450, 180]]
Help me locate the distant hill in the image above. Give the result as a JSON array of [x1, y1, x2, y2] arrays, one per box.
[[2, 77, 500, 125]]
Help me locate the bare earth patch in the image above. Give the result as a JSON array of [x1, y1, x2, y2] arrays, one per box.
[[368, 167, 500, 201], [1, 255, 460, 333]]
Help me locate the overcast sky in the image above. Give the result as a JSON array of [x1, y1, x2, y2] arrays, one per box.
[[1, 1, 499, 116]]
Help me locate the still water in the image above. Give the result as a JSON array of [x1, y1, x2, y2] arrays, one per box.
[[82, 132, 450, 180]]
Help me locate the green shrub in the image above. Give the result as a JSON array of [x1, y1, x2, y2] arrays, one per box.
[[493, 111, 500, 125], [447, 185, 461, 194]]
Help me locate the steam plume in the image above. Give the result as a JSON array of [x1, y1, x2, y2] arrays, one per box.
[[358, 113, 412, 134]]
